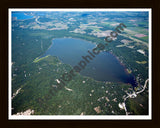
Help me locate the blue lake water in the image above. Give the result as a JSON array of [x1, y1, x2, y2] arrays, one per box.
[[41, 38, 137, 87], [12, 12, 33, 20]]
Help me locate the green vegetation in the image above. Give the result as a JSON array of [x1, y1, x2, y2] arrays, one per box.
[[33, 55, 50, 63], [126, 88, 148, 115]]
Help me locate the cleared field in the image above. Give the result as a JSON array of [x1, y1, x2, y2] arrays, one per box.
[[136, 61, 147, 64]]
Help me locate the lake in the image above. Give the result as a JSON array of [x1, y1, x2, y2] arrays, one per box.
[[12, 12, 34, 20], [41, 38, 137, 87]]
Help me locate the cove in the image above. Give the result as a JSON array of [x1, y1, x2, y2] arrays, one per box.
[[41, 38, 137, 87]]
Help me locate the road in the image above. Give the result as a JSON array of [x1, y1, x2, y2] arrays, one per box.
[[136, 79, 149, 94], [122, 78, 149, 115]]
